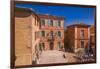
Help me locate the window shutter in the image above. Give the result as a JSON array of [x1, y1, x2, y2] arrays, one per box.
[[54, 20, 56, 26], [61, 32, 62, 37]]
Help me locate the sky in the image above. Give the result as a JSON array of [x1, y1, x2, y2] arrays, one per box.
[[16, 3, 95, 28]]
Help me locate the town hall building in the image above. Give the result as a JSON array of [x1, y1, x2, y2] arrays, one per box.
[[38, 14, 64, 51]]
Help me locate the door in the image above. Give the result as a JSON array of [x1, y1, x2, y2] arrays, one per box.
[[49, 42, 54, 50]]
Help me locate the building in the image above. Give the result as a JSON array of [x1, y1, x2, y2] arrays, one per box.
[[38, 14, 64, 51], [65, 23, 90, 52], [90, 25, 95, 55], [15, 7, 40, 66]]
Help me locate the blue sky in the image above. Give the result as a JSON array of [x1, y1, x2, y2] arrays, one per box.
[[16, 4, 95, 28]]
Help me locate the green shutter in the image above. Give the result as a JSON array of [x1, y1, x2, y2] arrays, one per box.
[[60, 32, 62, 37], [58, 42, 60, 48]]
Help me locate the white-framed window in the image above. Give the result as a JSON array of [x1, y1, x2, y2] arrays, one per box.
[[48, 19, 53, 26], [58, 31, 62, 37], [58, 42, 61, 49], [41, 19, 45, 26], [54, 20, 58, 27], [50, 31, 53, 39], [48, 19, 50, 26], [58, 21, 61, 27]]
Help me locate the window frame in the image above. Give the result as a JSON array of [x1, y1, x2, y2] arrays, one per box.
[[41, 31, 45, 37], [58, 31, 62, 37], [41, 19, 45, 26]]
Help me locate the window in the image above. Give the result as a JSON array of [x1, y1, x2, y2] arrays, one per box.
[[41, 19, 45, 26], [80, 29, 84, 39], [49, 42, 54, 50], [50, 31, 53, 39], [48, 19, 53, 26], [58, 42, 61, 49], [50, 20, 53, 26], [48, 19, 50, 26], [37, 20, 39, 26], [54, 20, 58, 27], [39, 43, 45, 50], [39, 43, 42, 51], [58, 21, 61, 27], [81, 40, 84, 48], [41, 31, 45, 37], [41, 43, 45, 50], [58, 31, 62, 37]]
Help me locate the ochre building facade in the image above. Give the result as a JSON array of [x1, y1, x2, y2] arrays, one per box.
[[15, 7, 40, 66], [15, 7, 65, 66], [66, 24, 90, 52], [38, 14, 64, 51]]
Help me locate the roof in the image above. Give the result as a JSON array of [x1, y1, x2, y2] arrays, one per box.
[[38, 14, 65, 20], [15, 7, 40, 20], [67, 23, 90, 28], [15, 7, 32, 17], [15, 7, 33, 13]]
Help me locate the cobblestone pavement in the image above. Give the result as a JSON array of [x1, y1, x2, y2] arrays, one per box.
[[37, 50, 68, 64], [37, 50, 95, 64]]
